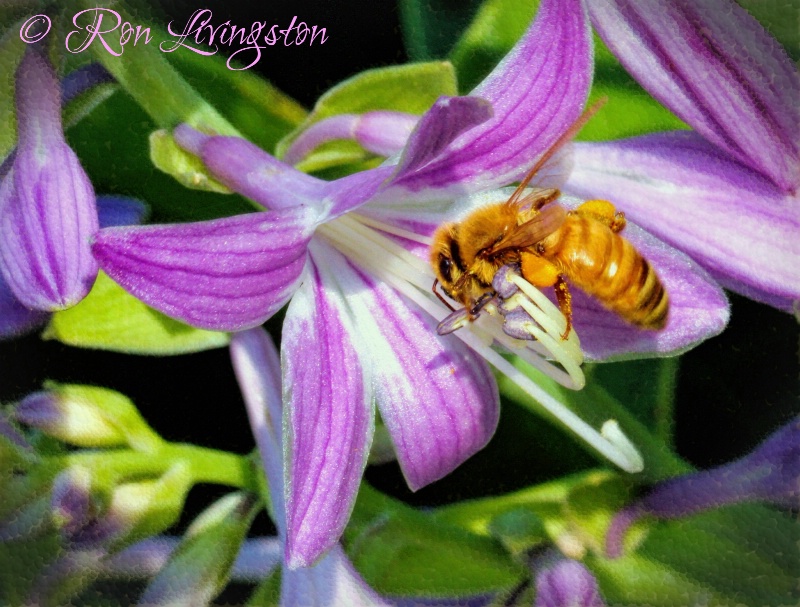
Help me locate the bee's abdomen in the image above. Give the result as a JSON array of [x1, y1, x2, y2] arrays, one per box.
[[543, 216, 668, 329]]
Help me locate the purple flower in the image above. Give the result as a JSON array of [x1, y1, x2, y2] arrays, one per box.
[[0, 55, 140, 340], [231, 327, 392, 605], [0, 49, 98, 311], [564, 0, 800, 311], [535, 559, 606, 607], [93, 0, 727, 567], [606, 416, 800, 558]]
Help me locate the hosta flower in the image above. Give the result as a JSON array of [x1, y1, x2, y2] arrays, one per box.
[[0, 49, 98, 311], [565, 0, 800, 311], [231, 327, 392, 605], [93, 0, 727, 567], [0, 58, 127, 339], [605, 416, 800, 558]]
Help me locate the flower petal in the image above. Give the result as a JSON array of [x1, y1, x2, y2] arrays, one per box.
[[342, 258, 499, 490], [282, 244, 374, 568], [281, 545, 391, 607], [388, 96, 494, 185], [568, 214, 730, 361], [0, 51, 98, 311], [92, 209, 316, 331], [283, 111, 419, 164], [175, 126, 328, 211], [230, 328, 286, 534], [379, 0, 591, 199], [566, 133, 800, 306], [0, 142, 98, 311], [588, 0, 800, 192]]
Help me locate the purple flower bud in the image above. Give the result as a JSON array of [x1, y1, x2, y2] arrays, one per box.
[[51, 467, 95, 538], [14, 389, 127, 448], [606, 417, 800, 558], [0, 49, 98, 311], [535, 559, 606, 607]]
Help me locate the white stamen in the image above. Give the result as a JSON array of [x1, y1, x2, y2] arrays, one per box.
[[601, 420, 644, 473], [352, 214, 434, 246], [317, 216, 643, 472]]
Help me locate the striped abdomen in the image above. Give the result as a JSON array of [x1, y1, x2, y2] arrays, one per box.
[[537, 215, 668, 329]]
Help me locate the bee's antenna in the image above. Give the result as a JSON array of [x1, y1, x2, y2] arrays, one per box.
[[506, 97, 608, 208], [432, 278, 456, 311]]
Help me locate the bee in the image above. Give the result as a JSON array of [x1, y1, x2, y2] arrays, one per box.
[[430, 103, 668, 338]]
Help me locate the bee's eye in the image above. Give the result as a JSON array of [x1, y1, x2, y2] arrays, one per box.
[[438, 254, 453, 283]]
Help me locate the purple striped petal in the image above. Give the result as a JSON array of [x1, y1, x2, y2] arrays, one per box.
[[175, 126, 328, 211], [380, 0, 591, 199], [588, 0, 800, 192], [568, 215, 729, 360], [282, 244, 374, 568], [0, 50, 98, 311], [343, 259, 499, 490], [92, 209, 317, 331], [230, 328, 286, 535], [389, 96, 493, 185], [283, 111, 419, 164], [567, 133, 800, 307], [282, 545, 391, 607]]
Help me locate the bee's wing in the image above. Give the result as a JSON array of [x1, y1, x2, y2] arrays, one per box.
[[486, 203, 567, 254]]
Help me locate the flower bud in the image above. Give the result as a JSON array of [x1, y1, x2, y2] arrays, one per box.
[[535, 559, 606, 607], [14, 384, 160, 451]]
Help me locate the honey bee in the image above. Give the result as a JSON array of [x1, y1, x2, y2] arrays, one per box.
[[430, 103, 668, 338]]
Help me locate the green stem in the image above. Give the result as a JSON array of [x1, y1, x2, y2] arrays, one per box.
[[41, 443, 256, 493]]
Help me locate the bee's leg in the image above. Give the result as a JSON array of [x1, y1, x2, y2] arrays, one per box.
[[520, 253, 573, 340], [553, 276, 573, 340], [575, 199, 626, 233]]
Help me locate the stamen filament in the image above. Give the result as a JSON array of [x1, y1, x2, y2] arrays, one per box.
[[352, 214, 434, 246]]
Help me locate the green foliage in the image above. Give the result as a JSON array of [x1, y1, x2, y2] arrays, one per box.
[[398, 0, 484, 61], [45, 272, 230, 355], [346, 484, 526, 596]]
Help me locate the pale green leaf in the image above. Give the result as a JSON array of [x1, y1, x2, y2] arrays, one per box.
[[44, 272, 229, 355]]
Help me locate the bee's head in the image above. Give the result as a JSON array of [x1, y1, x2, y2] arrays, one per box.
[[430, 225, 467, 301]]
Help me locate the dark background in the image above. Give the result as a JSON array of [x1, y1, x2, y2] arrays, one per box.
[[1, 0, 798, 509]]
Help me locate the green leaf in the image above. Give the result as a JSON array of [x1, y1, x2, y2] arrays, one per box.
[[346, 484, 525, 596], [0, 24, 25, 160], [44, 272, 229, 355], [590, 506, 800, 607], [398, 0, 484, 61], [275, 61, 457, 164]]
